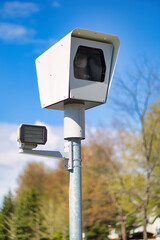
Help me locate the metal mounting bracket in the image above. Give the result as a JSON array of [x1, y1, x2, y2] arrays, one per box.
[[19, 148, 69, 160], [19, 142, 73, 171], [64, 141, 73, 171], [19, 142, 37, 150]]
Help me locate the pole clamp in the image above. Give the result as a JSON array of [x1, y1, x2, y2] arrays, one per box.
[[64, 141, 73, 171]]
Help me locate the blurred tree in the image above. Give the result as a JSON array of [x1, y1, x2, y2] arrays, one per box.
[[40, 199, 55, 240], [0, 191, 14, 240], [82, 132, 117, 239], [111, 59, 160, 240], [82, 130, 139, 240], [16, 161, 69, 239], [15, 187, 44, 240], [140, 101, 160, 224], [86, 221, 109, 240], [49, 162, 69, 239], [17, 162, 47, 196], [53, 231, 63, 240]]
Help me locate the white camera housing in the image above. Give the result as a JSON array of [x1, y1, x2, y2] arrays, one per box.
[[35, 28, 120, 110]]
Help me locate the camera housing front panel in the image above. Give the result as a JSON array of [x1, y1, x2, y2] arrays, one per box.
[[69, 37, 113, 108]]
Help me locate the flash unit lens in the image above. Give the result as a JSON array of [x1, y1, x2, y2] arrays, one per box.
[[74, 46, 106, 82], [18, 124, 47, 145]]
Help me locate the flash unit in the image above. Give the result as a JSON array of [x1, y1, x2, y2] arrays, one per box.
[[17, 124, 47, 149]]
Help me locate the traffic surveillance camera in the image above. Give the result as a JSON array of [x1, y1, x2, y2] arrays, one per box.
[[17, 124, 47, 150], [35, 28, 120, 111]]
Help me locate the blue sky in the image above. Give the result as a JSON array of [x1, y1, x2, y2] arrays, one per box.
[[0, 0, 160, 203], [0, 0, 160, 126]]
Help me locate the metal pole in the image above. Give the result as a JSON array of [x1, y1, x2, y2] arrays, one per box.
[[69, 139, 82, 240], [64, 103, 85, 240]]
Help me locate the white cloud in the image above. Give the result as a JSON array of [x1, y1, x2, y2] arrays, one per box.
[[52, 1, 60, 7], [0, 23, 35, 42], [0, 23, 48, 44], [0, 122, 64, 205], [0, 23, 57, 45], [0, 1, 39, 18]]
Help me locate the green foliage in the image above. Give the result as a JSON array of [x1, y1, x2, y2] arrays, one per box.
[[0, 191, 14, 240], [53, 232, 63, 240], [86, 221, 109, 240], [15, 187, 44, 240]]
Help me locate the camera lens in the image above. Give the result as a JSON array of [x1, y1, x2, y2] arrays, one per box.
[[74, 46, 106, 82]]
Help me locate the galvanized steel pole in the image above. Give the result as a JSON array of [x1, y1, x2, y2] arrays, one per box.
[[64, 103, 85, 240], [69, 139, 82, 240]]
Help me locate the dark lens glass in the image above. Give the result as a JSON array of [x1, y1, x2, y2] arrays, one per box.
[[74, 46, 106, 82]]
